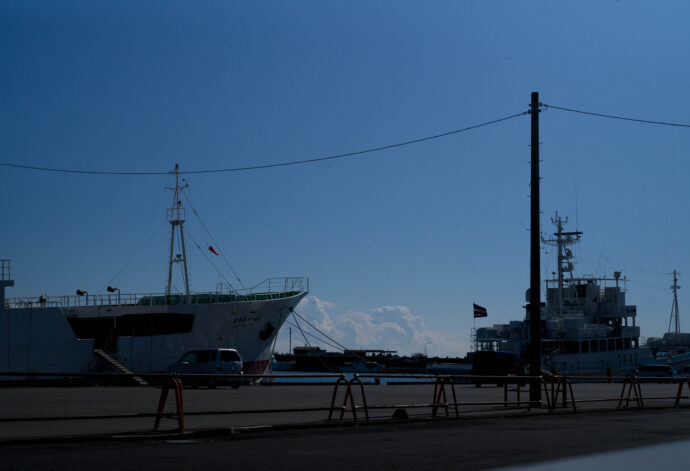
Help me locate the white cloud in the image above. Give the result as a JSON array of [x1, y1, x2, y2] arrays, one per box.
[[276, 296, 467, 357]]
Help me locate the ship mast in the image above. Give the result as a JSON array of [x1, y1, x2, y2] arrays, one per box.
[[668, 269, 681, 334], [166, 164, 190, 300], [542, 213, 581, 315]]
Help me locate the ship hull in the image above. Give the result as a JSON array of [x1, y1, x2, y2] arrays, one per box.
[[2, 291, 307, 377]]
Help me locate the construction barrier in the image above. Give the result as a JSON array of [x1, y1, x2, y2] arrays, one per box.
[[328, 375, 369, 422], [431, 376, 459, 419], [153, 374, 184, 433], [618, 376, 644, 409]]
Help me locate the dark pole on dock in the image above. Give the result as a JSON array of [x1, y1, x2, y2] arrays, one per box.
[[529, 92, 542, 406]]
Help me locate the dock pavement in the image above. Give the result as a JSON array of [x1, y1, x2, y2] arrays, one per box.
[[2, 382, 690, 470], [1, 381, 689, 441]]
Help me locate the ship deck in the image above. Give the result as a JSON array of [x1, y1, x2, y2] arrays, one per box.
[[6, 276, 309, 309]]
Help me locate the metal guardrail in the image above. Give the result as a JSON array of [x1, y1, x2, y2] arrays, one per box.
[[3, 372, 690, 436], [5, 276, 309, 308]]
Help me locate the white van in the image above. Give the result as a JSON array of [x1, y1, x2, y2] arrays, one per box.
[[168, 348, 243, 388]]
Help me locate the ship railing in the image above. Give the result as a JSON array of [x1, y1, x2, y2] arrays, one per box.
[[4, 276, 309, 309], [545, 277, 627, 293], [5, 293, 153, 308], [216, 276, 309, 296], [243, 276, 309, 295]]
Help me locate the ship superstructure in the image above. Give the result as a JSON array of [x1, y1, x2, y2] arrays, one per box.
[[475, 214, 653, 375]]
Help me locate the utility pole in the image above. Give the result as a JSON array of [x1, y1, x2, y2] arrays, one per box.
[[529, 92, 542, 406]]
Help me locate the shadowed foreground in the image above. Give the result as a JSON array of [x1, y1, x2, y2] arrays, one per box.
[[3, 408, 690, 471]]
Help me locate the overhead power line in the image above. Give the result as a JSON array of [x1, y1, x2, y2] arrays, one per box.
[[543, 104, 690, 128], [0, 111, 528, 176]]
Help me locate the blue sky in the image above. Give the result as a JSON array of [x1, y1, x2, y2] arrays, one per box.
[[1, 1, 689, 356]]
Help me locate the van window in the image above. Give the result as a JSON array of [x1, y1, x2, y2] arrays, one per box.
[[181, 352, 197, 364], [195, 350, 215, 363], [221, 350, 241, 362]]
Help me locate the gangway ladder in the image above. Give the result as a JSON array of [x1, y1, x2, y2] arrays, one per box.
[[93, 349, 148, 386]]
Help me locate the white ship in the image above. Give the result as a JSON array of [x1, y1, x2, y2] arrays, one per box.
[[474, 214, 654, 375], [1, 165, 308, 377]]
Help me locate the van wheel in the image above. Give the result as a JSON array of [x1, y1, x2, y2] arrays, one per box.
[[231, 383, 241, 390], [207, 378, 217, 389]]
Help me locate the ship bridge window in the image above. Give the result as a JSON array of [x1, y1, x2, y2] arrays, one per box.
[[624, 337, 632, 350], [564, 341, 579, 354], [581, 341, 590, 353], [590, 340, 599, 353], [541, 340, 561, 354], [608, 339, 616, 351], [599, 340, 607, 352], [543, 341, 560, 355], [616, 338, 623, 350]]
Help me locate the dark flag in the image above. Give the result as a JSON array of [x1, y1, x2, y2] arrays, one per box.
[[473, 303, 488, 318], [208, 246, 220, 256]]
